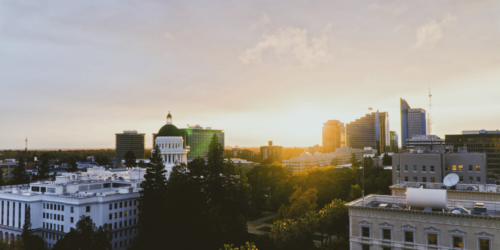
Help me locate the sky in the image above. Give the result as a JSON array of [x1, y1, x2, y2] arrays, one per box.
[[1, 0, 500, 149]]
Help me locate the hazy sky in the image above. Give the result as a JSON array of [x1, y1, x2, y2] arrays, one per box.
[[1, 0, 500, 149]]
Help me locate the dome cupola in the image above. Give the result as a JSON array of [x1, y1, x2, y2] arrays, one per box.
[[157, 112, 181, 137]]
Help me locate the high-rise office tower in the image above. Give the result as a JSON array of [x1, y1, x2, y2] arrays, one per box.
[[115, 130, 145, 159], [446, 130, 500, 179], [390, 131, 399, 153], [322, 120, 345, 153], [400, 98, 427, 149], [260, 141, 283, 163], [346, 111, 390, 155], [179, 125, 224, 161]]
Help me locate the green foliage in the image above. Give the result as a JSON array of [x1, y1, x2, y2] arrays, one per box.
[[68, 157, 78, 173], [124, 150, 136, 169], [330, 158, 338, 166], [349, 153, 359, 168], [270, 199, 348, 250], [11, 158, 29, 185], [278, 187, 317, 219], [246, 163, 291, 210], [362, 157, 374, 168], [382, 153, 392, 166], [53, 215, 111, 250], [135, 134, 250, 250], [134, 144, 167, 249], [220, 242, 258, 250], [347, 184, 362, 202], [37, 157, 50, 180]]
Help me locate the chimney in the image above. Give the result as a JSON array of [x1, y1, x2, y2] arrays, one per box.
[[269, 141, 273, 146]]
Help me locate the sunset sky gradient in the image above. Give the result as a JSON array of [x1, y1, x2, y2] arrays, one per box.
[[1, 0, 500, 149]]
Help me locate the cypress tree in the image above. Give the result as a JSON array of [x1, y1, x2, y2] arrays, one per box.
[[135, 144, 167, 249], [12, 157, 29, 184], [124, 150, 137, 169], [68, 157, 78, 173]]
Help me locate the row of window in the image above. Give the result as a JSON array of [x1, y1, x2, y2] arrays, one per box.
[[109, 209, 137, 219], [399, 176, 481, 183], [110, 228, 136, 240], [397, 165, 481, 172], [109, 201, 136, 210], [43, 232, 61, 241], [43, 203, 65, 211], [110, 218, 137, 230], [42, 222, 64, 232], [361, 226, 490, 250], [43, 213, 64, 221]]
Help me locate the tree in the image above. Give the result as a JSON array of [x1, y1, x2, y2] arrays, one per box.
[[53, 215, 111, 250], [278, 186, 318, 219], [330, 157, 339, 166], [347, 184, 362, 201], [11, 157, 29, 185], [363, 156, 374, 168], [382, 153, 392, 166], [220, 242, 258, 250], [124, 150, 136, 169], [21, 206, 45, 250], [68, 157, 78, 173], [133, 144, 168, 249], [38, 157, 50, 180], [349, 153, 359, 168]]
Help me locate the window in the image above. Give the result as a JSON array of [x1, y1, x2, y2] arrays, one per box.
[[452, 165, 457, 171], [397, 177, 400, 183], [453, 236, 463, 248], [62, 205, 64, 211], [71, 207, 74, 213], [120, 212, 122, 218], [459, 176, 463, 182], [422, 165, 426, 172], [129, 201, 132, 206], [61, 225, 64, 232], [422, 177, 427, 182], [396, 165, 400, 172], [43, 203, 45, 209], [125, 202, 128, 208], [458, 165, 463, 171], [431, 177, 435, 183], [62, 215, 64, 221], [43, 213, 45, 218], [445, 165, 449, 171], [428, 234, 437, 245], [430, 166, 435, 172], [362, 245, 369, 250], [119, 221, 122, 228], [479, 239, 490, 250], [70, 217, 74, 223], [115, 203, 118, 209], [469, 165, 473, 171], [476, 165, 481, 172], [124, 211, 128, 217], [58, 205, 61, 211], [405, 176, 409, 182], [361, 226, 370, 238], [109, 214, 112, 220], [469, 176, 473, 183], [86, 206, 90, 213], [413, 176, 417, 182], [50, 204, 53, 210], [134, 200, 137, 205], [477, 177, 481, 183], [413, 165, 417, 172], [404, 165, 408, 172], [114, 213, 117, 219], [109, 204, 112, 210], [120, 202, 123, 208], [382, 229, 391, 240], [405, 231, 414, 243]]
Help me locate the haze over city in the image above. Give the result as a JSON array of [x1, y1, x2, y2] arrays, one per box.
[[2, 0, 500, 149]]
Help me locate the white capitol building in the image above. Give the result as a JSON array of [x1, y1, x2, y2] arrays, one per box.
[[153, 112, 188, 178]]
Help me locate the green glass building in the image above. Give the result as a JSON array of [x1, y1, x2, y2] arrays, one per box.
[[179, 125, 224, 161]]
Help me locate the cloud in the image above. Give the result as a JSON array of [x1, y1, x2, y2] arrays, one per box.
[[249, 14, 270, 31], [414, 15, 456, 49], [239, 26, 331, 68]]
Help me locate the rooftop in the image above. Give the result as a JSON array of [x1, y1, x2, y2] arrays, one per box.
[[347, 194, 500, 218], [390, 182, 500, 193]]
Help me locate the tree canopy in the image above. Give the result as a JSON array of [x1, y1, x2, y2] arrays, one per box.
[[53, 215, 111, 250]]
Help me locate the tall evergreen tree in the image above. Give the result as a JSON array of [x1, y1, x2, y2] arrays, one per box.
[[68, 157, 78, 173], [134, 144, 168, 249], [124, 150, 136, 169], [21, 206, 45, 250], [12, 157, 29, 184]]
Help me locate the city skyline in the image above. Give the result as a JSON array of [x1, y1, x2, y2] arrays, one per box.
[[2, 1, 500, 149]]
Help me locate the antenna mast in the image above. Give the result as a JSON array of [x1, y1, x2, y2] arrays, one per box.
[[428, 83, 432, 135]]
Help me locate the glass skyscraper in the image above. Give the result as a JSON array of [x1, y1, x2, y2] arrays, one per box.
[[346, 111, 390, 155], [400, 98, 427, 148], [322, 120, 345, 153], [179, 125, 224, 161]]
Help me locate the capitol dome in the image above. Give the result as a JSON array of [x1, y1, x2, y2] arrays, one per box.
[[157, 112, 181, 137]]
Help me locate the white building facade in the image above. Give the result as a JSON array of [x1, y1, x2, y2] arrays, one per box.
[[0, 167, 145, 250], [154, 112, 188, 177]]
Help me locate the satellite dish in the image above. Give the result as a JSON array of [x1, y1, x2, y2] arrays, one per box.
[[443, 173, 459, 187]]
